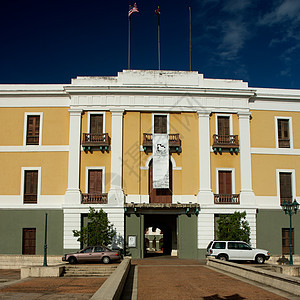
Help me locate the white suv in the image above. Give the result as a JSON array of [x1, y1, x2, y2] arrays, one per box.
[[206, 241, 270, 264]]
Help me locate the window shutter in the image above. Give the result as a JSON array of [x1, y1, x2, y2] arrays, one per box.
[[279, 172, 292, 203], [88, 170, 102, 194], [24, 171, 38, 204], [218, 117, 230, 136], [154, 115, 167, 134], [278, 119, 290, 148], [90, 115, 103, 134], [26, 116, 40, 145], [218, 171, 232, 194]]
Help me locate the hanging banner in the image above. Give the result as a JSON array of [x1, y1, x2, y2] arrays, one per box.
[[153, 134, 169, 189]]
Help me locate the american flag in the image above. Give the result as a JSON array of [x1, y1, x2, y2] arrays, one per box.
[[155, 7, 160, 16], [128, 3, 139, 17]]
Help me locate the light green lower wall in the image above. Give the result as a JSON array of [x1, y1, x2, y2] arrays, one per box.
[[0, 210, 63, 255], [125, 214, 144, 259], [256, 209, 300, 255], [178, 214, 198, 259]]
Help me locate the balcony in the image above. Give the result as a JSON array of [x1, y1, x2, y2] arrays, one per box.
[[82, 133, 110, 152], [214, 194, 240, 204], [142, 133, 181, 153], [81, 193, 108, 204], [212, 134, 239, 154]]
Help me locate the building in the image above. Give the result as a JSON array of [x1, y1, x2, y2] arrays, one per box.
[[0, 70, 299, 258]]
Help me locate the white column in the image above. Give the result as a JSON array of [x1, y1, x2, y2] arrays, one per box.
[[108, 109, 125, 206], [197, 111, 214, 205], [65, 109, 82, 205], [238, 112, 255, 206]]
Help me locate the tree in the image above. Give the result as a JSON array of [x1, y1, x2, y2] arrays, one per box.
[[73, 207, 116, 246], [216, 211, 251, 244]]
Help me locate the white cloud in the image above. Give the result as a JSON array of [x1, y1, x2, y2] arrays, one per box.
[[218, 20, 249, 60], [259, 0, 300, 25]]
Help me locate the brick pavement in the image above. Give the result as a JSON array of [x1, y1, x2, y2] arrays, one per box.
[[132, 258, 289, 300]]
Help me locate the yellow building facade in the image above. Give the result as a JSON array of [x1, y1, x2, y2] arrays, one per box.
[[0, 70, 299, 258]]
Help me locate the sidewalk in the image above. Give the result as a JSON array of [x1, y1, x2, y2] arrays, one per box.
[[128, 258, 290, 300]]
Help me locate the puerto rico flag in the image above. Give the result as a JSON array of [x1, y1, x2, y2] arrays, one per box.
[[155, 7, 160, 16], [128, 3, 139, 17]]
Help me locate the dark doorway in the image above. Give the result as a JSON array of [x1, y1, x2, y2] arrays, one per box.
[[23, 228, 36, 255], [144, 214, 177, 257], [149, 160, 172, 203]]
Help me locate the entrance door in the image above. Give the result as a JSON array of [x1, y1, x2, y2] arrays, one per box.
[[23, 228, 36, 255], [149, 160, 172, 203]]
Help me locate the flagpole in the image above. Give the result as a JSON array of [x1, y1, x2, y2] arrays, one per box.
[[128, 16, 131, 70], [158, 7, 161, 70], [189, 6, 192, 71]]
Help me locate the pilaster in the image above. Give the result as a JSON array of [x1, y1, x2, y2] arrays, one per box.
[[238, 112, 255, 206], [108, 109, 125, 206], [65, 109, 82, 205], [197, 111, 214, 205]]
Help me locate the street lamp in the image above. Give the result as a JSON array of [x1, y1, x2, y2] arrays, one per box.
[[281, 199, 299, 266]]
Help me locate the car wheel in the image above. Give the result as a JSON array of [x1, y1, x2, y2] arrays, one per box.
[[102, 256, 110, 264], [255, 255, 265, 264], [68, 257, 77, 264], [218, 254, 228, 261]]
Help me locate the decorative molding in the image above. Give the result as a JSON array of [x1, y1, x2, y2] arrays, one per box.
[[250, 148, 300, 155], [0, 146, 69, 152]]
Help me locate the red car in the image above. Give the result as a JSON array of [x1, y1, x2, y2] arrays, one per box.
[[62, 246, 121, 264]]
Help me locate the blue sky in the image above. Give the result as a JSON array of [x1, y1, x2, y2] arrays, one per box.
[[1, 0, 300, 89]]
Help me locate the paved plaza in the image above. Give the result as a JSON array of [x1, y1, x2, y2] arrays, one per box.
[[0, 259, 297, 299]]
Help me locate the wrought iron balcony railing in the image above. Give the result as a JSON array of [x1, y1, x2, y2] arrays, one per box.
[[214, 194, 240, 204], [82, 133, 110, 151], [81, 193, 108, 204], [212, 134, 239, 148], [142, 133, 181, 153]]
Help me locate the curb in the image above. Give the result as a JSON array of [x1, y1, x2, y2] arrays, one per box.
[[90, 258, 131, 300], [207, 257, 300, 296]]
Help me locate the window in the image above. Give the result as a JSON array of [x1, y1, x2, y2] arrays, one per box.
[[26, 115, 40, 145], [218, 171, 232, 194], [154, 115, 167, 134], [90, 114, 103, 134], [212, 242, 226, 249], [282, 228, 294, 255], [23, 228, 36, 255], [24, 170, 38, 204], [88, 169, 103, 194], [278, 119, 290, 148], [218, 116, 230, 136], [279, 172, 292, 204]]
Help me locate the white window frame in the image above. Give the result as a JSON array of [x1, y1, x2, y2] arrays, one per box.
[[216, 168, 235, 194], [215, 114, 233, 135], [85, 167, 105, 193], [276, 169, 296, 204], [21, 167, 41, 204], [23, 112, 43, 146], [275, 116, 293, 149], [87, 112, 106, 133], [152, 113, 169, 134]]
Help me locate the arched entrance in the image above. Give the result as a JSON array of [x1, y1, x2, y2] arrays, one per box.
[[149, 159, 172, 203]]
